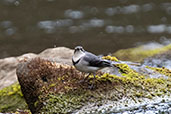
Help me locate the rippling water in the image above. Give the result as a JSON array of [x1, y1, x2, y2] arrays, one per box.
[[0, 0, 171, 58]]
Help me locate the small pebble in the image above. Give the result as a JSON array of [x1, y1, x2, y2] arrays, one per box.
[[146, 104, 154, 108], [122, 112, 129, 114], [135, 112, 144, 114]]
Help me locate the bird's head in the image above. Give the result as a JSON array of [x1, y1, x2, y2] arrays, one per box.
[[74, 46, 85, 54], [72, 46, 85, 62]]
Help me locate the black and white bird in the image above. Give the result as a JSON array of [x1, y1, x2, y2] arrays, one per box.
[[72, 46, 114, 78]]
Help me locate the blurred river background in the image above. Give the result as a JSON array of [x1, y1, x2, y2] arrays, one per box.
[[0, 0, 171, 59]]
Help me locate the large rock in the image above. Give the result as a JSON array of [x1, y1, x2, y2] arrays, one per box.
[[0, 53, 37, 89], [39, 47, 73, 65], [16, 58, 83, 114], [0, 47, 73, 89], [16, 57, 171, 114], [143, 50, 171, 69]]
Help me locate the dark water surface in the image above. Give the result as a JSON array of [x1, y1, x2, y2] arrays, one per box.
[[0, 0, 171, 58]]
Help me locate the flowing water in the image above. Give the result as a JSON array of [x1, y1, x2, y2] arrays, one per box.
[[0, 0, 171, 58]]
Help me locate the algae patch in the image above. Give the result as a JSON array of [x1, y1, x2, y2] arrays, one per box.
[[113, 44, 171, 62], [0, 83, 27, 112]]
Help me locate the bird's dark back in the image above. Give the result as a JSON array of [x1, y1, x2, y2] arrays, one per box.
[[84, 52, 112, 68]]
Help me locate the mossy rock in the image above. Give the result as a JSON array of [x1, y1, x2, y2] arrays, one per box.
[[146, 66, 171, 77], [16, 57, 171, 114], [0, 83, 28, 112], [39, 71, 171, 113], [113, 44, 171, 62]]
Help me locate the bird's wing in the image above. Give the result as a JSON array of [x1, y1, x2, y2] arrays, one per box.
[[83, 52, 112, 67]]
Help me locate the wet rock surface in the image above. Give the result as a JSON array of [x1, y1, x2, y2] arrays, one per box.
[[143, 50, 171, 69], [112, 101, 171, 114]]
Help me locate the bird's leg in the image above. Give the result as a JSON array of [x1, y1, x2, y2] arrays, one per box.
[[84, 73, 90, 82], [89, 73, 96, 89], [93, 73, 96, 79], [79, 73, 90, 83]]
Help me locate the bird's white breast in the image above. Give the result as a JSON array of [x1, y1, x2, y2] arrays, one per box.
[[72, 51, 85, 62]]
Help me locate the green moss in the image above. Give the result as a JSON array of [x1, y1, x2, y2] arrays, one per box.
[[14, 110, 31, 114], [49, 83, 56, 87], [0, 83, 22, 96], [39, 69, 171, 113], [40, 91, 88, 114], [0, 83, 28, 112], [100, 56, 170, 98], [146, 66, 171, 77], [102, 56, 119, 62], [113, 44, 171, 62]]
